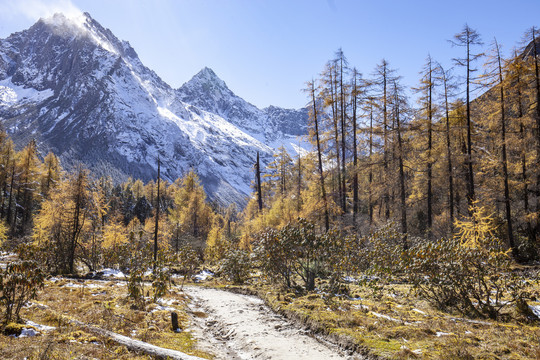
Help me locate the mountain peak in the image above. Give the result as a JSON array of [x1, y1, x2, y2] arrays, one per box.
[[188, 67, 228, 90], [35, 12, 131, 57]]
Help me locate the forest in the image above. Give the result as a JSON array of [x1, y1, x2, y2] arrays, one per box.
[[1, 24, 540, 359]]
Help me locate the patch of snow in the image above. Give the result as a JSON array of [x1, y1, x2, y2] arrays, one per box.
[[24, 302, 49, 310], [529, 305, 540, 318], [193, 270, 214, 282], [157, 298, 176, 306], [370, 311, 420, 326], [26, 321, 55, 332], [353, 304, 369, 310], [101, 268, 126, 278], [151, 304, 176, 313], [62, 282, 102, 288], [436, 332, 452, 337], [412, 308, 427, 315], [0, 78, 53, 105], [371, 311, 401, 323], [19, 328, 39, 337]]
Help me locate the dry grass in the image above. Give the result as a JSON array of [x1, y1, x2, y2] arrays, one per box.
[[208, 277, 540, 360], [0, 277, 212, 360]]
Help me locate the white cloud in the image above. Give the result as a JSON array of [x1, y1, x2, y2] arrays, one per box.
[[2, 0, 82, 21]]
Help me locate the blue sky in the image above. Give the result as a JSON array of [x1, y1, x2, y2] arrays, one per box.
[[1, 0, 540, 109]]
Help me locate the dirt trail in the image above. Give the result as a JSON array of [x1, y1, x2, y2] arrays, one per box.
[[184, 286, 360, 360]]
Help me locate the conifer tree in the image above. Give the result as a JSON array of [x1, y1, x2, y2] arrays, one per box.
[[392, 80, 409, 248], [307, 80, 329, 231], [414, 55, 437, 237], [451, 24, 483, 211], [438, 65, 457, 231], [373, 59, 398, 220], [485, 38, 515, 250]]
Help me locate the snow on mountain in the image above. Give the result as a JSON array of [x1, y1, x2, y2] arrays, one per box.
[[0, 12, 309, 205], [177, 67, 309, 156]]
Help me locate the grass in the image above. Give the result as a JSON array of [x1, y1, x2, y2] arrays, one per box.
[[0, 277, 213, 360], [204, 275, 540, 360], [2, 267, 540, 359]]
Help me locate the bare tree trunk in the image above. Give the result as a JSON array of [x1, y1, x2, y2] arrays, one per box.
[[368, 102, 374, 226], [532, 29, 540, 235], [352, 69, 359, 226], [442, 71, 455, 232], [515, 57, 534, 241], [329, 70, 342, 209], [256, 152, 263, 212], [494, 40, 515, 251], [340, 56, 347, 213], [311, 81, 329, 232], [153, 156, 161, 271], [382, 65, 390, 220], [465, 34, 476, 211], [426, 61, 433, 238], [394, 87, 408, 249]]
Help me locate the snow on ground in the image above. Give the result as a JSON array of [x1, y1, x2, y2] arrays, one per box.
[[193, 270, 214, 282], [26, 320, 56, 332], [150, 304, 176, 313], [529, 305, 540, 318], [412, 308, 427, 315], [18, 328, 39, 337], [370, 311, 421, 326], [101, 268, 126, 278], [62, 282, 102, 288], [436, 332, 452, 337]]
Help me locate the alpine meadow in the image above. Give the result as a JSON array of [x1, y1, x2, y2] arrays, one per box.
[[1, 2, 540, 359]]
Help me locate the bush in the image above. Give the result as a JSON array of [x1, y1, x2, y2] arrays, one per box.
[[127, 265, 145, 307], [254, 219, 340, 291], [219, 248, 252, 284], [400, 205, 531, 320], [152, 251, 171, 302], [0, 260, 44, 324]]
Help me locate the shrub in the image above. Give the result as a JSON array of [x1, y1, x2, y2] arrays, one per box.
[[401, 204, 531, 320], [152, 251, 171, 302], [254, 219, 329, 291], [0, 260, 45, 324], [219, 248, 252, 284], [127, 265, 145, 307]]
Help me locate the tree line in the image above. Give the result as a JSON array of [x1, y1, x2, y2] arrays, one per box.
[[245, 25, 540, 262]]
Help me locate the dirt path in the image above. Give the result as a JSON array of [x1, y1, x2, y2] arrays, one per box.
[[184, 286, 360, 360]]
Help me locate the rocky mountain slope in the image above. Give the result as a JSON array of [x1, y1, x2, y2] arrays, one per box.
[[0, 12, 308, 205]]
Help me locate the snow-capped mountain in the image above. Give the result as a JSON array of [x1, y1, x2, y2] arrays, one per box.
[[0, 12, 308, 205], [177, 67, 308, 148]]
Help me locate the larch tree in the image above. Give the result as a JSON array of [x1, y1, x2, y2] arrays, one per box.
[[15, 140, 41, 234], [372, 59, 398, 220], [414, 54, 437, 238], [322, 62, 343, 208], [507, 48, 534, 243], [483, 38, 515, 251], [451, 24, 484, 212], [437, 65, 457, 231], [153, 156, 161, 269], [307, 79, 329, 232], [334, 48, 349, 213], [521, 27, 540, 235], [391, 80, 409, 249], [351, 67, 362, 225]]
